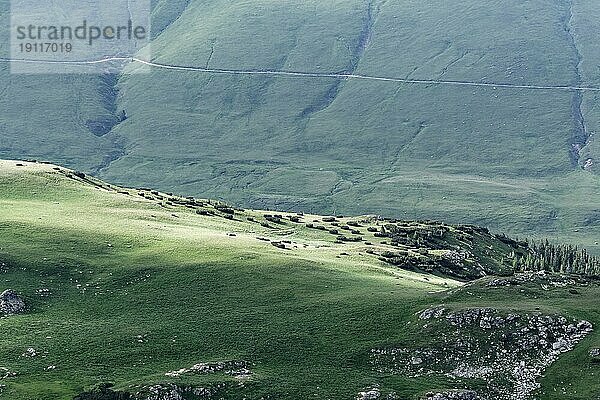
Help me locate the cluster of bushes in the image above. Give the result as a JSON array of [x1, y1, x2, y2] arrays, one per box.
[[264, 214, 284, 224], [372, 223, 450, 249], [377, 223, 600, 279], [215, 204, 235, 215], [306, 223, 327, 231], [336, 235, 363, 243]]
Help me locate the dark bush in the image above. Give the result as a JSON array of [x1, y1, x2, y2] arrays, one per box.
[[215, 205, 235, 214], [265, 215, 282, 223], [74, 383, 131, 400], [337, 235, 363, 242]]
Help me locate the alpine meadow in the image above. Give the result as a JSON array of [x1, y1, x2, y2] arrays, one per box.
[[1, 0, 600, 399]]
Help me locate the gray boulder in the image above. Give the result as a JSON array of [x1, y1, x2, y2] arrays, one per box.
[[0, 290, 26, 315], [590, 348, 600, 363], [357, 387, 381, 400]]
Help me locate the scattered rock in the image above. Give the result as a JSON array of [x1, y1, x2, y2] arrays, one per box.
[[21, 348, 37, 358], [35, 288, 51, 297], [165, 360, 251, 379], [0, 289, 26, 315], [137, 383, 227, 400], [0, 367, 16, 379], [590, 348, 600, 363], [423, 390, 479, 400], [357, 387, 381, 400], [419, 306, 446, 320]]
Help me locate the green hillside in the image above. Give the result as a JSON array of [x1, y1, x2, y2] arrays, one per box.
[[0, 160, 599, 400], [0, 0, 599, 253]]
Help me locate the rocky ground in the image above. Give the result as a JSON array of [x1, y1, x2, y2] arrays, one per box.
[[422, 391, 479, 400], [164, 360, 252, 379], [486, 271, 599, 290], [370, 307, 593, 400], [73, 361, 254, 400], [134, 383, 228, 400], [0, 289, 26, 316]]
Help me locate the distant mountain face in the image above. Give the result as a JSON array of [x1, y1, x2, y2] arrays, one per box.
[[1, 0, 599, 249]]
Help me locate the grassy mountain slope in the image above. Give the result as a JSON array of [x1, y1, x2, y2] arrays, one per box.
[[1, 1, 599, 250], [0, 160, 599, 399]]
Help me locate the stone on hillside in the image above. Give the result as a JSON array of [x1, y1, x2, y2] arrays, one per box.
[[418, 306, 446, 320], [0, 290, 26, 316], [590, 348, 600, 362], [424, 391, 479, 400], [356, 387, 381, 400]]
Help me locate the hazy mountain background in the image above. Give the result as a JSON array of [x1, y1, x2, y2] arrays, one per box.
[[1, 0, 599, 251]]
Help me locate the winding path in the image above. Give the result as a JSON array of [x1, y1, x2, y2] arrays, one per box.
[[2, 56, 600, 92]]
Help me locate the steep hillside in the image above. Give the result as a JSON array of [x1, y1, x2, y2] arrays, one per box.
[[0, 160, 599, 400], [1, 0, 600, 252]]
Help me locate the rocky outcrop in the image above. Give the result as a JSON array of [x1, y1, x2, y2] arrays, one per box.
[[356, 387, 400, 400], [135, 383, 226, 400], [423, 391, 479, 400], [0, 289, 26, 315], [77, 383, 229, 400], [164, 360, 251, 379], [356, 387, 381, 400], [371, 307, 593, 400]]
